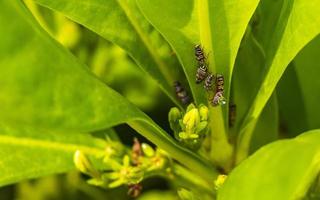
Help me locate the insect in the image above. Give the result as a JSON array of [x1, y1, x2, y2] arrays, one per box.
[[229, 104, 236, 127], [194, 44, 206, 64], [212, 91, 226, 106], [216, 74, 224, 93], [196, 65, 208, 83], [212, 74, 226, 106], [195, 45, 208, 83], [204, 73, 214, 91], [174, 81, 190, 105]]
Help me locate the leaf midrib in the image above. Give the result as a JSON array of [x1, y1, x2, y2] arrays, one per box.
[[0, 134, 105, 156]]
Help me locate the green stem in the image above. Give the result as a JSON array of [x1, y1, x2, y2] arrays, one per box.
[[128, 118, 219, 182], [197, 0, 233, 171], [173, 164, 215, 196]]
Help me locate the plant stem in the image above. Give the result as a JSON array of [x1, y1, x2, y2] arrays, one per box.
[[197, 0, 233, 171], [172, 164, 215, 196], [128, 118, 219, 182]]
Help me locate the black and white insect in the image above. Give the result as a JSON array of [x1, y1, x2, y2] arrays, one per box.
[[216, 74, 224, 93], [212, 74, 226, 106], [194, 45, 208, 83], [174, 81, 190, 105], [204, 73, 214, 91], [196, 65, 208, 83], [194, 44, 206, 64], [229, 104, 236, 127]]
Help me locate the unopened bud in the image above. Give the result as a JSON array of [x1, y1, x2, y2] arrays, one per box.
[[74, 150, 99, 178], [214, 174, 228, 190], [199, 104, 209, 121], [141, 143, 155, 157], [168, 107, 182, 133], [183, 108, 200, 131]]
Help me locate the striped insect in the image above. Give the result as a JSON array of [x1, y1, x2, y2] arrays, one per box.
[[174, 81, 190, 105], [194, 44, 206, 64], [204, 73, 214, 91], [194, 45, 208, 83], [212, 74, 226, 106], [216, 74, 224, 93], [229, 104, 236, 127], [196, 65, 208, 83]]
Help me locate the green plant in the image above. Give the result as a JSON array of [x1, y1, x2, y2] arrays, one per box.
[[1, 0, 320, 199]]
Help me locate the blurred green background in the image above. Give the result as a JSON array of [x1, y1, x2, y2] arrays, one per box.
[[0, 2, 179, 199], [2, 0, 320, 199]]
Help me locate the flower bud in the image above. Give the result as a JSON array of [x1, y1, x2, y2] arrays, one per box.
[[183, 108, 200, 132], [74, 150, 100, 178], [214, 174, 228, 190], [141, 143, 155, 157], [168, 107, 182, 133], [199, 104, 209, 121]]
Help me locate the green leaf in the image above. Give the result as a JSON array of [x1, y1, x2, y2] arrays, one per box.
[[250, 95, 278, 153], [0, 1, 216, 181], [277, 63, 308, 137], [0, 125, 106, 187], [237, 0, 320, 163], [218, 129, 320, 200], [232, 30, 278, 153], [33, 0, 184, 107], [136, 0, 260, 170], [138, 191, 178, 200], [294, 36, 320, 130], [136, 0, 205, 104]]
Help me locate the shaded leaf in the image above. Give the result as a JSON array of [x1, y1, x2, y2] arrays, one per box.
[[237, 0, 320, 162], [294, 36, 320, 130], [34, 0, 184, 107], [277, 63, 308, 137], [136, 0, 260, 169], [0, 1, 216, 182], [232, 30, 279, 153]]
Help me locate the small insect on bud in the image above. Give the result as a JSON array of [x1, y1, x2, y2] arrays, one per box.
[[204, 73, 214, 91], [174, 81, 190, 105]]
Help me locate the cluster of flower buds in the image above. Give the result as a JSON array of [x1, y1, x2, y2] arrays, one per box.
[[169, 103, 209, 150], [73, 138, 172, 198]]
